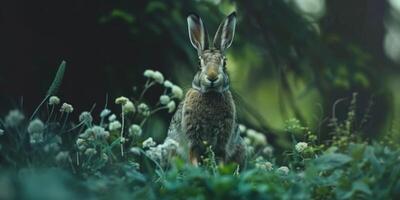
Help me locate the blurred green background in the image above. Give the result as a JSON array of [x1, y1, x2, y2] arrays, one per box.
[[1, 0, 400, 144]]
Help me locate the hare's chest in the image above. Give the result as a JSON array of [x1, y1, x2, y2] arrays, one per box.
[[181, 90, 235, 146]]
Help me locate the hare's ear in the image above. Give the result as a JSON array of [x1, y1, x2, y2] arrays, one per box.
[[213, 12, 236, 52], [187, 14, 209, 54]]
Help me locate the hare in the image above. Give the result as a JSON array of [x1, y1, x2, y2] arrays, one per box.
[[166, 12, 246, 168]]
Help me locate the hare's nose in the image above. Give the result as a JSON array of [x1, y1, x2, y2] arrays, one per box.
[[206, 75, 218, 82]]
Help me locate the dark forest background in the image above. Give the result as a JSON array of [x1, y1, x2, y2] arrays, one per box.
[[1, 0, 400, 144]]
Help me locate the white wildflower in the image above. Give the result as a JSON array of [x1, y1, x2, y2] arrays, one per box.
[[101, 153, 109, 162], [60, 103, 74, 113], [143, 69, 155, 78], [238, 124, 247, 133], [44, 143, 60, 152], [108, 114, 117, 122], [159, 95, 170, 105], [130, 147, 141, 155], [27, 119, 44, 134], [264, 161, 273, 171], [92, 126, 110, 139], [138, 103, 150, 116], [4, 109, 25, 127], [246, 145, 254, 156], [162, 138, 179, 151], [100, 109, 111, 118], [167, 101, 176, 113], [171, 85, 183, 99], [30, 133, 44, 144], [55, 151, 69, 163], [43, 136, 62, 152], [163, 80, 173, 88], [295, 142, 308, 153], [115, 96, 129, 105], [120, 137, 128, 144], [128, 124, 142, 137], [109, 121, 122, 131], [48, 96, 60, 105], [244, 137, 252, 145], [142, 137, 156, 148], [0, 129, 4, 136], [122, 100, 135, 113], [79, 111, 93, 124], [246, 129, 267, 145], [76, 138, 86, 151], [256, 161, 273, 171], [262, 146, 274, 157], [153, 71, 164, 84], [84, 148, 97, 156], [277, 166, 290, 175], [130, 162, 140, 170]]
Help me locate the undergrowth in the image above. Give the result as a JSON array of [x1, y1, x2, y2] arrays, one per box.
[[0, 62, 399, 200]]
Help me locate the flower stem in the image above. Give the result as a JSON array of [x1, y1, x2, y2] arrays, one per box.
[[120, 106, 125, 157]]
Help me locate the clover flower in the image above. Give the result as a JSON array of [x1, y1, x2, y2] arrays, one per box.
[[48, 96, 60, 105], [100, 109, 111, 118], [295, 142, 308, 153], [81, 126, 110, 139], [153, 71, 164, 84], [76, 138, 86, 151], [120, 137, 128, 144], [167, 101, 176, 113], [128, 124, 142, 137], [246, 129, 267, 145], [143, 69, 164, 83], [238, 124, 247, 133], [159, 95, 170, 105], [143, 69, 155, 78], [30, 133, 44, 144], [277, 166, 290, 175], [130, 162, 140, 170], [262, 146, 274, 157], [138, 103, 150, 116], [101, 153, 109, 162], [27, 119, 44, 134], [79, 111, 93, 124], [115, 96, 129, 105], [4, 109, 25, 127], [163, 80, 173, 88], [144, 138, 179, 167], [256, 161, 273, 171], [142, 137, 156, 148], [109, 121, 122, 131], [44, 142, 60, 153], [122, 100, 135, 113], [108, 114, 117, 122], [84, 148, 97, 156], [130, 147, 141, 155], [171, 85, 183, 99], [55, 151, 69, 163], [60, 103, 74, 113], [246, 145, 255, 156]]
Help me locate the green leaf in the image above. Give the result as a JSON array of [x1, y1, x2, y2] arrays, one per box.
[[47, 60, 66, 96], [313, 153, 352, 171]]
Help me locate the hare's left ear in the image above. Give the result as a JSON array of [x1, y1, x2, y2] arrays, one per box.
[[213, 12, 237, 52], [187, 13, 209, 55]]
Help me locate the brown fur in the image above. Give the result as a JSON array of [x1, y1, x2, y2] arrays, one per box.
[[167, 88, 246, 167], [166, 12, 246, 168]]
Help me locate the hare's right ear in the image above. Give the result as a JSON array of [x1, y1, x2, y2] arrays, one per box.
[[213, 12, 236, 52], [187, 14, 209, 54]]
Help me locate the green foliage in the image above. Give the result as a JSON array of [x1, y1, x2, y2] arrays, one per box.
[[1, 69, 399, 199]]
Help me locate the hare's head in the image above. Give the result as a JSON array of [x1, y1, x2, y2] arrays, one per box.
[[187, 12, 236, 93]]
